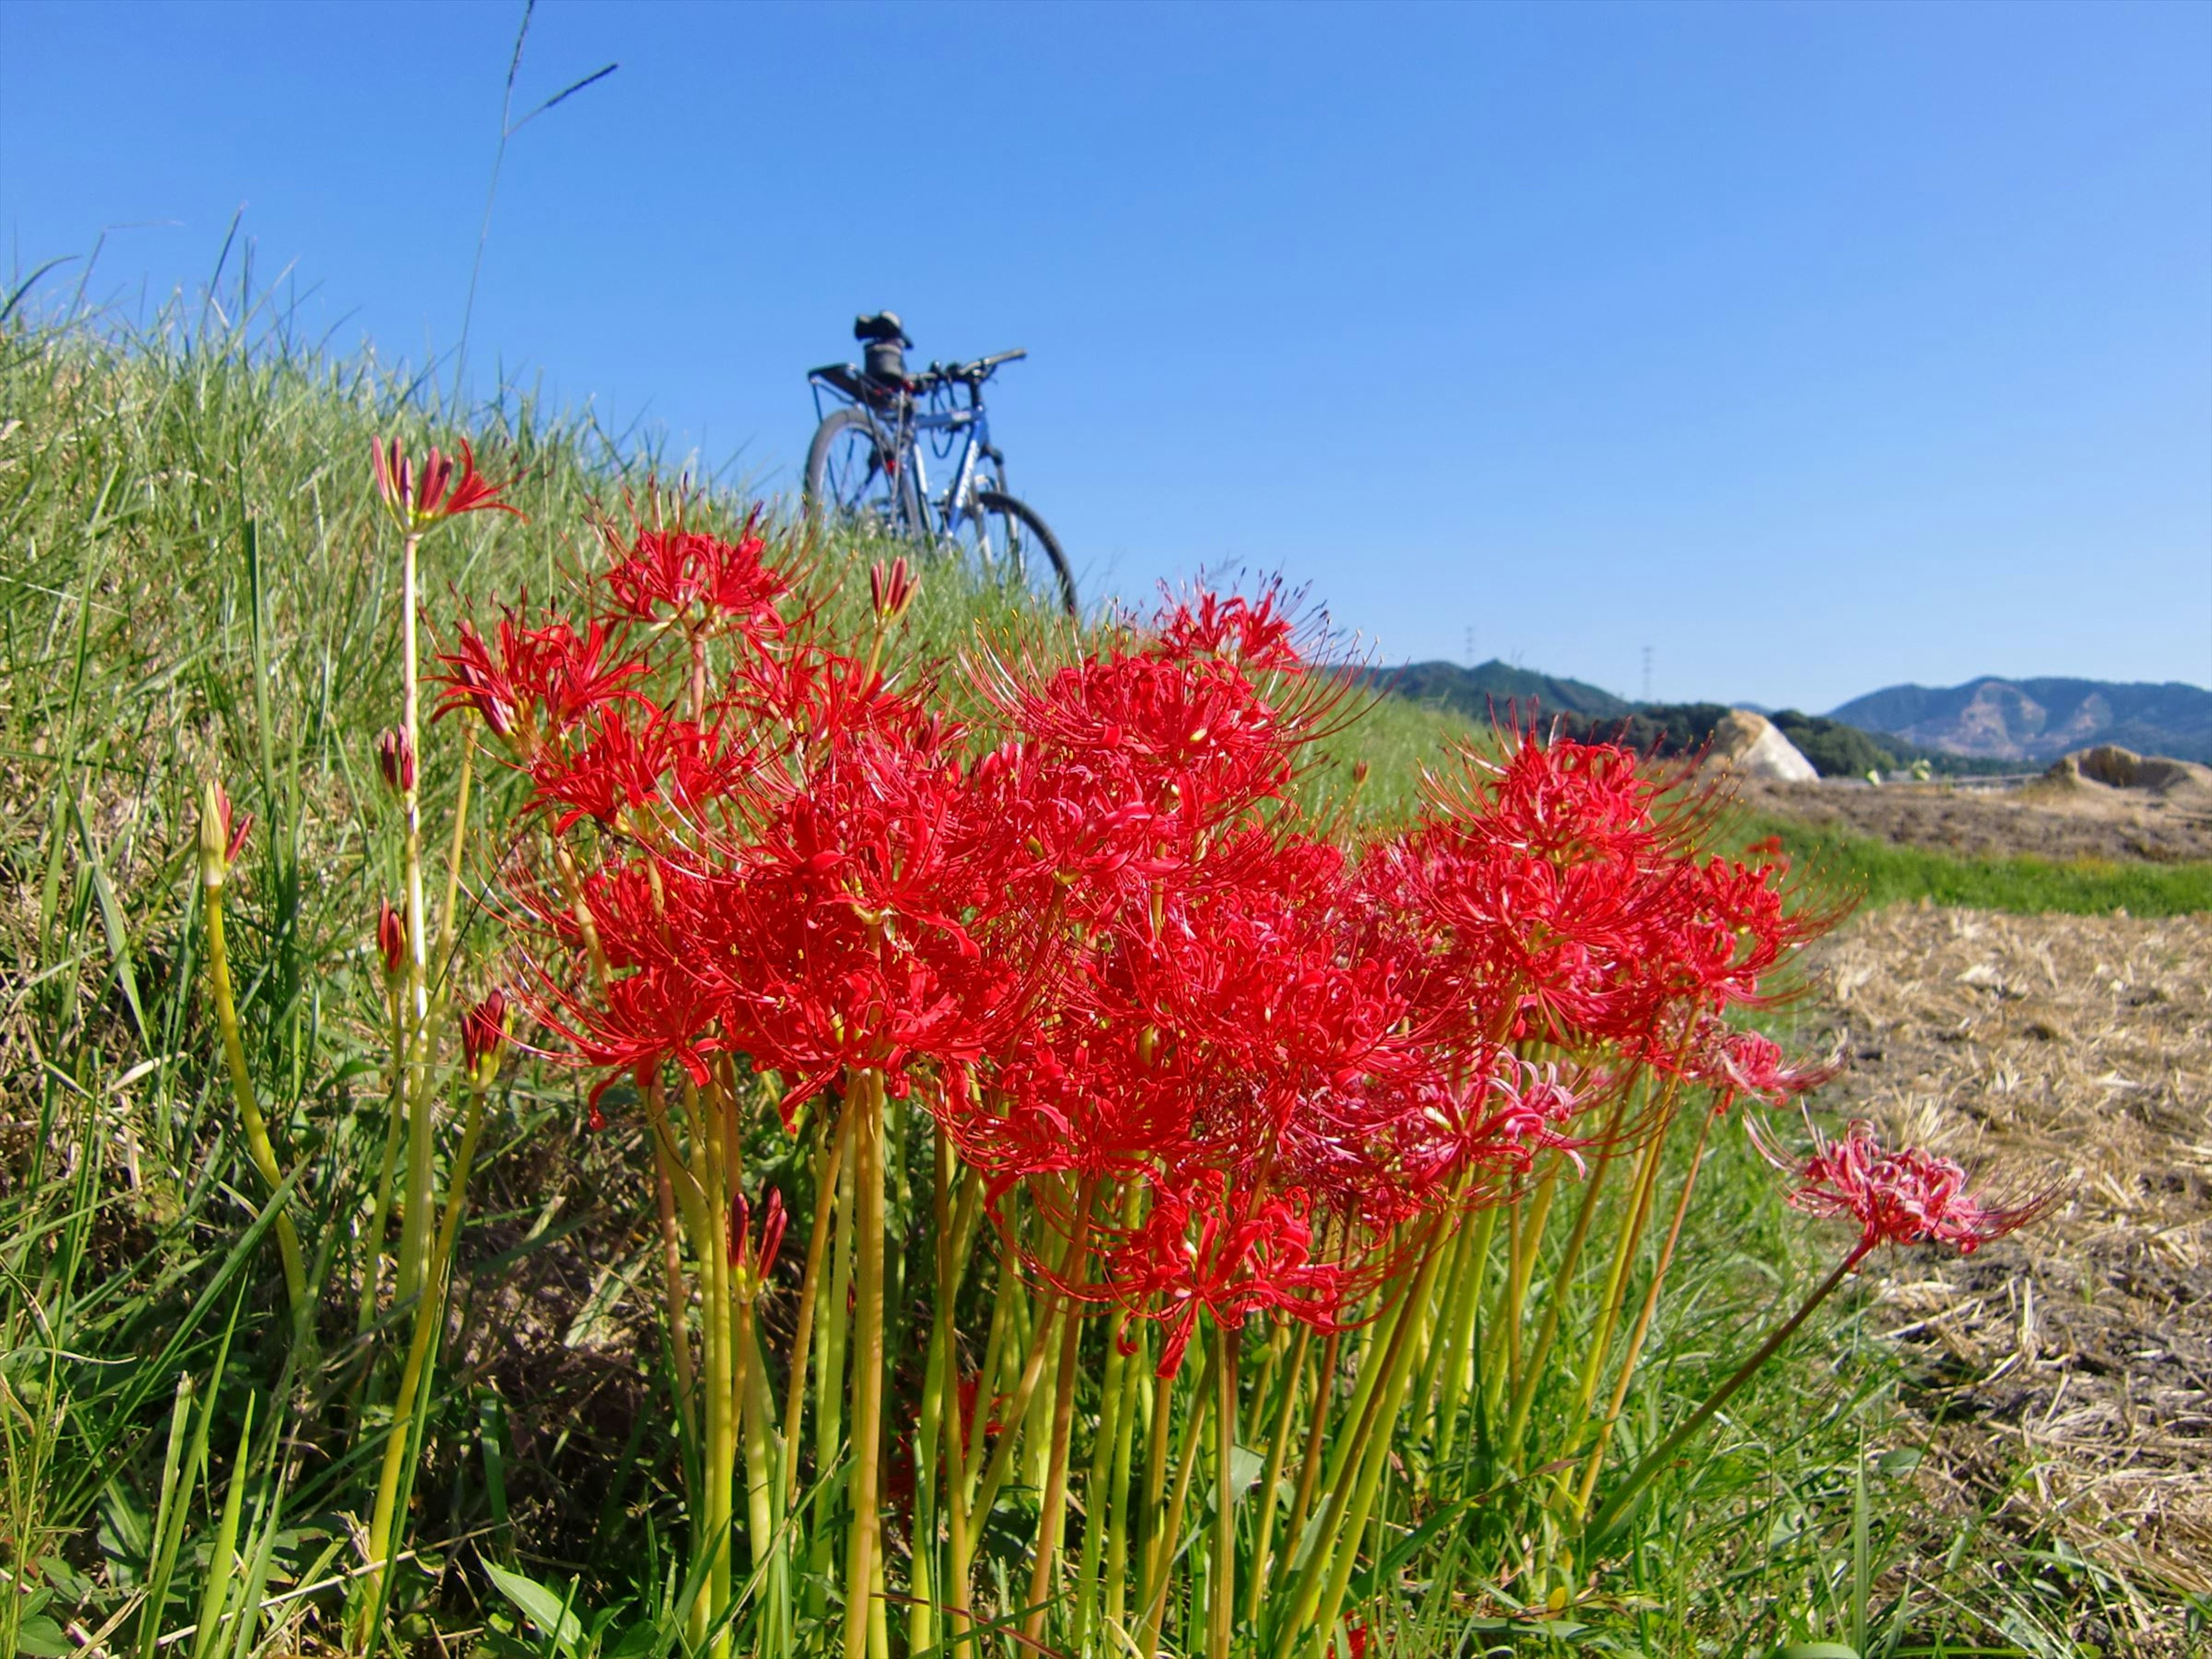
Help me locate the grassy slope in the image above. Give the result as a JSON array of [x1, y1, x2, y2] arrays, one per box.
[[0, 309, 2111, 1658], [1747, 815, 2212, 918]]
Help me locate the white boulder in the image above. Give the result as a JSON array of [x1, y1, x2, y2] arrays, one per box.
[[1703, 709, 1820, 783]]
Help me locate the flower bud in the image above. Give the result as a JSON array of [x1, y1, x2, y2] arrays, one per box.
[[869, 556, 916, 626], [376, 727, 416, 794], [376, 899, 406, 978], [460, 987, 510, 1082], [197, 781, 252, 888], [727, 1188, 787, 1299], [1352, 759, 1371, 789]]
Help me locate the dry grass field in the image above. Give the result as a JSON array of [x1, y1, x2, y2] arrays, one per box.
[[1802, 903, 2210, 1651]]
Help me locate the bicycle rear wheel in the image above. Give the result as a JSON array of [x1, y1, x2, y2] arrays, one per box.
[[804, 407, 919, 537], [949, 489, 1076, 616]]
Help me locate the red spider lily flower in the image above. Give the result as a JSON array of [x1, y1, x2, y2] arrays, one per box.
[[376, 899, 407, 978], [1763, 1118, 2052, 1263], [602, 506, 794, 638], [1688, 1022, 1837, 1108], [435, 610, 647, 749], [372, 437, 522, 529], [727, 1188, 787, 1297], [869, 556, 918, 626], [1152, 579, 1309, 672], [527, 708, 687, 834], [461, 987, 512, 1080], [375, 726, 416, 794], [1106, 1173, 1348, 1377]]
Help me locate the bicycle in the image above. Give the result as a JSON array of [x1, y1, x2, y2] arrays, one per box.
[[804, 312, 1077, 616]]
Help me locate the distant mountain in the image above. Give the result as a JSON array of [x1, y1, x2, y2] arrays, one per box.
[[1362, 659, 1631, 721], [1829, 677, 2212, 765]]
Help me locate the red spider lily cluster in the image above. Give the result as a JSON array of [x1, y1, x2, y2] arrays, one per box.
[[444, 514, 1842, 1378]]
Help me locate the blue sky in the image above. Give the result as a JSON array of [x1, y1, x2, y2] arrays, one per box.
[[3, 0, 2207, 711]]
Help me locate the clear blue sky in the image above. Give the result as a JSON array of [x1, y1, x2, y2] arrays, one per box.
[[4, 0, 2207, 712]]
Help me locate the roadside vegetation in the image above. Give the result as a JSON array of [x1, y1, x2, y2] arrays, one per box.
[[0, 294, 2157, 1659]]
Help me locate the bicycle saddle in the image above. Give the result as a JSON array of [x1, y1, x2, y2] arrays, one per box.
[[853, 312, 912, 347]]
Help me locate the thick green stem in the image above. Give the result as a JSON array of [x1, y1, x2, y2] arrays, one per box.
[[1574, 1104, 1715, 1517], [200, 863, 306, 1331], [1276, 1229, 1446, 1659], [1432, 1207, 1495, 1469], [1102, 1323, 1147, 1639], [1277, 1326, 1338, 1589], [783, 1097, 850, 1510], [843, 1067, 887, 1659], [357, 986, 407, 1336], [395, 531, 434, 1308], [1586, 1250, 1861, 1543], [1138, 1347, 1213, 1659], [1507, 1104, 1627, 1453], [1209, 1321, 1238, 1659], [1074, 1310, 1131, 1652], [1300, 1238, 1448, 1659], [363, 1078, 488, 1625], [1245, 1323, 1309, 1623]]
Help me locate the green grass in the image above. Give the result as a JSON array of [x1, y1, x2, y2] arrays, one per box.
[[1744, 815, 2212, 918], [0, 294, 2136, 1659]]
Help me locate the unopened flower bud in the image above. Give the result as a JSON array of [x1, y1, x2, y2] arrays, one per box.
[[376, 899, 406, 978], [1352, 759, 1370, 789], [727, 1189, 787, 1298], [376, 728, 416, 794], [198, 781, 252, 888], [460, 987, 510, 1082], [869, 556, 916, 626]]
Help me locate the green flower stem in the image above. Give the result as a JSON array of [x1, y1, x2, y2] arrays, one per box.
[[1585, 1248, 1861, 1544], [1074, 1309, 1131, 1652], [805, 1091, 857, 1626], [1315, 1243, 1419, 1512], [947, 1233, 1019, 1609], [1299, 1233, 1449, 1659], [1131, 1355, 1173, 1633], [843, 1066, 888, 1659], [1274, 1225, 1445, 1659], [1022, 1184, 1099, 1645], [363, 1074, 488, 1626], [357, 983, 407, 1336], [1431, 1207, 1495, 1469], [1407, 1188, 1477, 1459], [782, 1096, 850, 1510], [1137, 1345, 1213, 1659], [701, 1086, 738, 1659], [1275, 1324, 1338, 1597], [1506, 1094, 1631, 1454], [1570, 1109, 1671, 1427], [199, 845, 307, 1332], [909, 1129, 957, 1659], [652, 1132, 699, 1453], [1245, 1323, 1309, 1624], [394, 529, 433, 1309], [1574, 1103, 1715, 1518], [1499, 1170, 1558, 1416], [1207, 1320, 1238, 1659], [736, 1296, 785, 1652], [1102, 1321, 1147, 1639]]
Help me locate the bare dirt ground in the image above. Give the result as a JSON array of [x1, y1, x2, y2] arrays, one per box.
[[1804, 906, 2211, 1649], [1740, 775, 2212, 864]]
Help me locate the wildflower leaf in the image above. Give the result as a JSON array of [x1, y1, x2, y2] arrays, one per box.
[[484, 1560, 585, 1656]]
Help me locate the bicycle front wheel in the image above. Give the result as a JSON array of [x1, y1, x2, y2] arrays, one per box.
[[804, 407, 918, 537], [949, 489, 1077, 617]]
